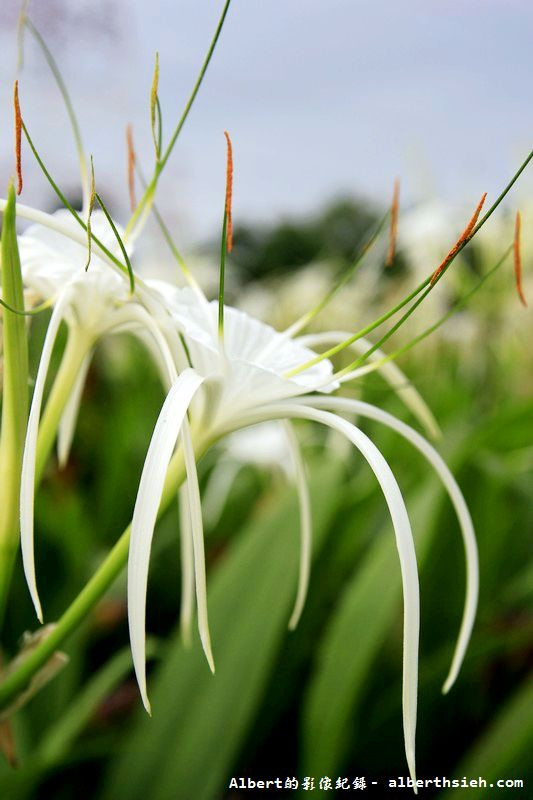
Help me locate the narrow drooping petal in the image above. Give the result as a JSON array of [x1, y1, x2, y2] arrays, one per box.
[[301, 395, 478, 694], [283, 421, 313, 631], [123, 306, 214, 667], [298, 331, 440, 439], [57, 349, 92, 468], [178, 484, 195, 647], [228, 404, 419, 785], [20, 289, 74, 622], [179, 420, 215, 672], [128, 368, 205, 712]]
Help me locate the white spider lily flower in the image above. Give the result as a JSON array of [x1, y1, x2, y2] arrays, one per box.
[[143, 285, 339, 434], [15, 207, 213, 683], [16, 209, 179, 622], [127, 284, 479, 786]]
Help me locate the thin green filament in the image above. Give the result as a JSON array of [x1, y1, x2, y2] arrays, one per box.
[[0, 295, 53, 317], [135, 163, 197, 288], [218, 210, 228, 340], [286, 276, 430, 377], [286, 149, 533, 379], [85, 156, 96, 271], [95, 192, 136, 293], [21, 121, 129, 279], [336, 244, 513, 381], [22, 17, 89, 208], [125, 0, 232, 238]]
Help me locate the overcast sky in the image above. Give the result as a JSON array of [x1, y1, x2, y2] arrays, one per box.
[[0, 0, 532, 244]]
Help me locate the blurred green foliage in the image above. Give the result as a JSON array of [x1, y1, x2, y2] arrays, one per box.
[[0, 203, 531, 799]]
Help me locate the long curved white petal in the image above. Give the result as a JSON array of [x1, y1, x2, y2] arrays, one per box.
[[57, 349, 92, 469], [298, 331, 440, 440], [120, 305, 214, 669], [178, 484, 194, 647], [126, 306, 214, 668], [283, 421, 313, 631], [224, 404, 419, 784], [300, 394, 478, 694], [20, 288, 74, 622], [180, 419, 214, 672], [128, 368, 204, 712]]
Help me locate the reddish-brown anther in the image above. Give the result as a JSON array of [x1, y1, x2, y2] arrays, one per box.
[[514, 211, 527, 307], [386, 178, 400, 267], [224, 130, 233, 252], [14, 80, 23, 195], [126, 124, 136, 213], [430, 192, 487, 286]]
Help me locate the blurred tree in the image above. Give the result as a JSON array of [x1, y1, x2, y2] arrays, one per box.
[[224, 197, 380, 282]]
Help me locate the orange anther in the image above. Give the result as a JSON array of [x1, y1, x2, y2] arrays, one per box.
[[430, 192, 487, 285], [514, 211, 527, 307], [224, 130, 233, 252], [14, 80, 23, 195]]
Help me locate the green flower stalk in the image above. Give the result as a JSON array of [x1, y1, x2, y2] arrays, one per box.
[[0, 182, 28, 627]]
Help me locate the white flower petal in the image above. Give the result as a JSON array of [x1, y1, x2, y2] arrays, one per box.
[[180, 421, 215, 673], [20, 288, 74, 621], [153, 289, 338, 413], [224, 403, 420, 784], [283, 422, 313, 631], [57, 349, 92, 469], [128, 368, 205, 712], [178, 484, 195, 647], [298, 331, 440, 439], [303, 395, 477, 694]]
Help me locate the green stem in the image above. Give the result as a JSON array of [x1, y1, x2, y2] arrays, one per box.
[[0, 528, 131, 711], [0, 437, 210, 712]]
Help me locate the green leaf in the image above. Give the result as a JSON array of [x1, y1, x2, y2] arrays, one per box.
[[0, 643, 157, 799], [0, 181, 29, 625], [37, 641, 158, 766], [102, 459, 344, 800], [443, 676, 533, 799]]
